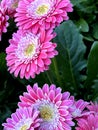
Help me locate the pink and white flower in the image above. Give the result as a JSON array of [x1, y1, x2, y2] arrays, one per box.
[[6, 29, 58, 79], [15, 0, 73, 31], [70, 98, 89, 118], [0, 2, 9, 41], [1, 0, 19, 17], [2, 107, 41, 130], [76, 114, 98, 130], [18, 83, 75, 130]]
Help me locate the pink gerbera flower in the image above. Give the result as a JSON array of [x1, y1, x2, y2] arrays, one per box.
[[87, 102, 98, 114], [1, 0, 19, 17], [18, 83, 75, 130], [0, 2, 9, 41], [70, 98, 89, 118], [6, 29, 58, 79], [15, 0, 73, 31], [76, 114, 98, 130], [2, 107, 41, 130]]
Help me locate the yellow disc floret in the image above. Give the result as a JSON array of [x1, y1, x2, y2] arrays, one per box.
[[40, 105, 54, 121], [24, 44, 35, 57], [36, 5, 49, 15], [21, 125, 28, 130]]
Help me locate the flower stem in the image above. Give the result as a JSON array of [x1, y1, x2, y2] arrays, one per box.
[[52, 58, 62, 86], [45, 71, 53, 84]]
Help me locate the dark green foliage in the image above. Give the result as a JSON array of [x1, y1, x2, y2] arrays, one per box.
[[0, 0, 98, 129], [84, 42, 98, 100], [53, 21, 86, 93], [85, 42, 98, 86]]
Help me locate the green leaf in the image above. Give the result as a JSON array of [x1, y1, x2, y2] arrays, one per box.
[[91, 77, 98, 101], [76, 19, 89, 32], [84, 41, 98, 88], [70, 0, 87, 6], [53, 20, 86, 92], [83, 34, 94, 42], [76, 0, 97, 14]]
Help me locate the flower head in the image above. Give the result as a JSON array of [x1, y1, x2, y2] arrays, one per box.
[[0, 2, 9, 41], [18, 83, 75, 130], [6, 29, 58, 79], [70, 98, 89, 118], [76, 114, 98, 130], [2, 107, 41, 130], [15, 0, 73, 31], [1, 0, 19, 17]]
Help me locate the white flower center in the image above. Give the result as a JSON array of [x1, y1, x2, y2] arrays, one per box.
[[16, 33, 40, 64], [35, 100, 59, 122], [15, 118, 32, 130], [36, 5, 49, 16], [27, 0, 54, 19], [20, 125, 28, 130], [24, 44, 36, 57], [40, 105, 55, 121], [33, 100, 60, 130], [72, 108, 81, 117]]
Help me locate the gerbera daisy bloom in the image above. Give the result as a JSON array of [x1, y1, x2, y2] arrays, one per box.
[[76, 114, 98, 130], [6, 29, 58, 79], [70, 98, 89, 118], [2, 107, 41, 130], [18, 83, 75, 130], [0, 2, 9, 41], [15, 0, 73, 31], [87, 102, 98, 114], [1, 0, 19, 17]]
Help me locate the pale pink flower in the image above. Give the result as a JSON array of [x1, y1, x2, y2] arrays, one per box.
[[70, 97, 89, 118], [2, 107, 41, 130], [76, 114, 98, 130], [0, 2, 9, 41], [1, 0, 19, 17], [6, 29, 58, 79], [87, 102, 98, 115], [18, 83, 75, 130], [15, 0, 73, 31]]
